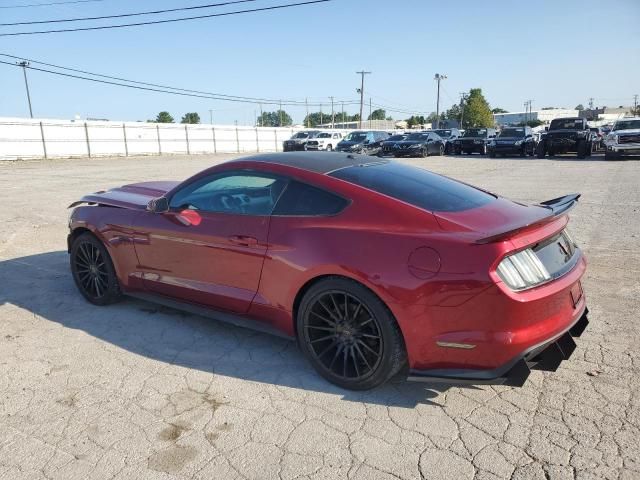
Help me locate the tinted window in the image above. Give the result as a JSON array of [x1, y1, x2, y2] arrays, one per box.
[[170, 173, 285, 215], [330, 162, 495, 212], [273, 181, 349, 216], [549, 119, 584, 130]]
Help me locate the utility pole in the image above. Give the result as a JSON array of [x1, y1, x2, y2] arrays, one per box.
[[209, 109, 213, 125], [356, 70, 371, 129], [279, 100, 283, 127], [320, 103, 323, 126], [459, 92, 468, 129], [305, 98, 309, 128], [17, 61, 33, 118], [369, 98, 372, 128], [434, 73, 447, 129], [330, 96, 335, 129], [259, 103, 263, 127], [589, 97, 594, 110], [341, 101, 345, 127], [633, 94, 638, 113]]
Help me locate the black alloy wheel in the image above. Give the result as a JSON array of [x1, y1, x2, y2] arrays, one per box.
[[297, 278, 406, 390], [70, 232, 122, 305]]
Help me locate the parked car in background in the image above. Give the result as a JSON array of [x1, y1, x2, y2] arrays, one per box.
[[589, 127, 604, 151], [305, 131, 344, 151], [452, 128, 497, 155], [379, 133, 408, 157], [536, 118, 592, 159], [336, 130, 390, 155], [392, 131, 445, 158], [283, 130, 321, 151], [488, 126, 536, 157], [604, 117, 640, 160], [433, 128, 461, 154]]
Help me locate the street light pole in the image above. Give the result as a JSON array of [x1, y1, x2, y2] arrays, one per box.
[[330, 96, 335, 129], [356, 70, 371, 129], [18, 61, 33, 118], [459, 92, 468, 129], [434, 73, 447, 129]]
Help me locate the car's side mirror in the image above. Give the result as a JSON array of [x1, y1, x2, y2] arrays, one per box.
[[147, 197, 169, 213]]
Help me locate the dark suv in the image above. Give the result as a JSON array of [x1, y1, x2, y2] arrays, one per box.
[[379, 133, 408, 157], [536, 117, 592, 159], [336, 130, 390, 155], [433, 128, 461, 154], [452, 128, 497, 155], [488, 126, 536, 157]]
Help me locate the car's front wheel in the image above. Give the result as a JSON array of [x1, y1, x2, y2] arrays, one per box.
[[438, 144, 444, 156], [536, 143, 546, 158], [326, 144, 333, 152], [297, 278, 406, 390], [70, 232, 122, 305]]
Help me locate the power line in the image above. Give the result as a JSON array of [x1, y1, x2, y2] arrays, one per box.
[[0, 58, 358, 109], [0, 0, 258, 26], [0, 0, 105, 9], [0, 52, 311, 105], [0, 0, 331, 36]]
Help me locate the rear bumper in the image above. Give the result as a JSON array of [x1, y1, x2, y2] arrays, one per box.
[[408, 305, 589, 386], [489, 145, 522, 154]]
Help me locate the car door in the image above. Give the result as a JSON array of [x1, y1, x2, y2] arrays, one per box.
[[427, 133, 436, 154], [132, 171, 286, 314]]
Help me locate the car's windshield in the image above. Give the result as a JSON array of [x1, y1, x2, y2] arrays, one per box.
[[406, 133, 430, 141], [613, 120, 640, 131], [344, 132, 368, 142], [330, 162, 495, 212], [387, 134, 406, 141], [317, 133, 331, 138], [549, 119, 583, 130], [291, 132, 310, 139], [499, 128, 525, 137], [464, 129, 487, 138], [434, 130, 452, 138]]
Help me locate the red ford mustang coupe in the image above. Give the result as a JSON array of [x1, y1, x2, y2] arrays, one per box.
[[68, 152, 588, 390]]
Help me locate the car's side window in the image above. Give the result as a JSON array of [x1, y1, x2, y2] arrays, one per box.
[[272, 181, 349, 216], [169, 172, 286, 216]]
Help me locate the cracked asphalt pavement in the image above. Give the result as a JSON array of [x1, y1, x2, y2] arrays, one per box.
[[1, 153, 639, 479]]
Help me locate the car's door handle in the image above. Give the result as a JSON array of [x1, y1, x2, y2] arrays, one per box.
[[229, 235, 258, 246]]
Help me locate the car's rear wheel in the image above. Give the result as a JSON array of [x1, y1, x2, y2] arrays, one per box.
[[297, 278, 406, 390], [438, 144, 444, 156], [576, 140, 587, 159], [326, 144, 333, 152], [70, 232, 122, 305], [421, 147, 428, 158], [536, 143, 546, 158]]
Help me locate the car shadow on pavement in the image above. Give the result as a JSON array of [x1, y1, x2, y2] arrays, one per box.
[[1, 251, 463, 408]]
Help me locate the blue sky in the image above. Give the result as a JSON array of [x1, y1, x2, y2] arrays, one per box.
[[1, 0, 638, 125]]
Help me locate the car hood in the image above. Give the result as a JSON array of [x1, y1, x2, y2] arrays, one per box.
[[615, 128, 640, 135], [434, 196, 555, 240], [69, 181, 180, 210], [338, 140, 363, 147], [396, 140, 425, 146]]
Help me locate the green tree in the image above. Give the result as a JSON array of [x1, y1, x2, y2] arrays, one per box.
[[574, 104, 585, 111], [492, 107, 508, 114], [461, 88, 494, 128], [155, 111, 174, 123], [302, 111, 331, 127], [368, 108, 386, 121], [517, 120, 544, 127], [405, 115, 426, 128], [180, 112, 200, 124], [257, 110, 293, 127]]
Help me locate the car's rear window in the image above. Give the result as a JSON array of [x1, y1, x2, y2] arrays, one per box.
[[329, 162, 495, 212]]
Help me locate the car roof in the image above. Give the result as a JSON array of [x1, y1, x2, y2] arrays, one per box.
[[227, 152, 385, 175]]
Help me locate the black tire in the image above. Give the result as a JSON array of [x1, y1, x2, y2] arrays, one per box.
[[444, 143, 451, 155], [489, 151, 496, 158], [576, 140, 587, 159], [297, 277, 406, 390], [326, 144, 333, 152], [528, 144, 535, 156], [480, 144, 487, 155], [605, 151, 618, 160], [536, 142, 546, 158], [421, 147, 428, 158], [519, 145, 526, 157], [438, 144, 444, 156], [70, 232, 122, 306]]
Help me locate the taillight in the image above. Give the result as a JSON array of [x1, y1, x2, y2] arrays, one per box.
[[497, 249, 551, 290]]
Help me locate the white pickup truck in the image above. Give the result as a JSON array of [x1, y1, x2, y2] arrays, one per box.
[[604, 117, 640, 160], [304, 131, 344, 151]]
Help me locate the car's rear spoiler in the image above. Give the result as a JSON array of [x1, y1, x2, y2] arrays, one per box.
[[475, 193, 581, 244]]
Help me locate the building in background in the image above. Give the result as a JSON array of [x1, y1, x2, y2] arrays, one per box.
[[579, 106, 633, 122], [317, 119, 397, 130], [493, 109, 579, 126]]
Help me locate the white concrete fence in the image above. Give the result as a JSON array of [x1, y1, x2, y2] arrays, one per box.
[[0, 117, 307, 160]]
